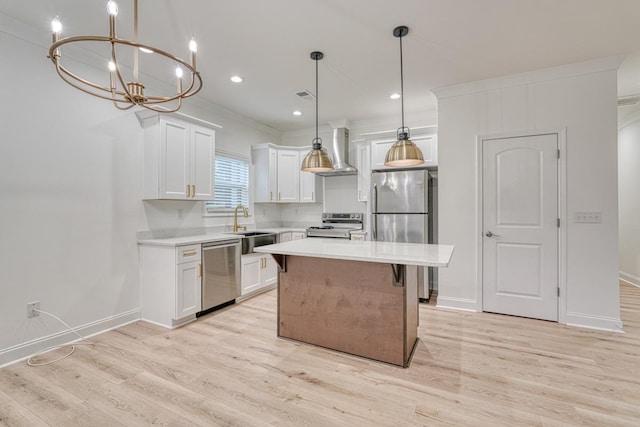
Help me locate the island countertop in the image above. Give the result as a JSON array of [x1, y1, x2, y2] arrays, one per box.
[[254, 238, 454, 267]]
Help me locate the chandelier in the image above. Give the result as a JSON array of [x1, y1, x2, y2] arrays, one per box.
[[48, 0, 202, 113]]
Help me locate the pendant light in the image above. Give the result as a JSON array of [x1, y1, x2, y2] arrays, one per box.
[[301, 51, 334, 172], [384, 26, 425, 167]]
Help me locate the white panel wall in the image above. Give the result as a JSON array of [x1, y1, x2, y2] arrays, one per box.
[[0, 23, 279, 365], [618, 118, 640, 286], [433, 58, 622, 331]]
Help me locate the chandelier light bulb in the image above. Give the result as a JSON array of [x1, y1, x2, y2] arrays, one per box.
[[189, 39, 198, 53], [175, 66, 183, 78], [51, 17, 62, 34], [107, 1, 119, 16], [108, 60, 116, 72]]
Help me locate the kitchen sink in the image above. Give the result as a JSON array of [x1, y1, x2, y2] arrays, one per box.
[[231, 231, 276, 254]]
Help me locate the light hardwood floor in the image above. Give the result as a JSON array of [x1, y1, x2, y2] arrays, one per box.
[[1, 283, 639, 426]]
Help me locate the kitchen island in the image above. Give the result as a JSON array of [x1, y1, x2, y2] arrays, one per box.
[[254, 239, 454, 367]]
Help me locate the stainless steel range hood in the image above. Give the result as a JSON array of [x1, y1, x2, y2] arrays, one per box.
[[316, 124, 357, 176]]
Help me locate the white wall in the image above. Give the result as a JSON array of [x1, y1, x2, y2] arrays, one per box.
[[433, 57, 622, 331], [618, 117, 640, 286], [0, 22, 280, 366]]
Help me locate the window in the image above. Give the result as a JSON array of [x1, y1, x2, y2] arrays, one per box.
[[205, 152, 249, 214]]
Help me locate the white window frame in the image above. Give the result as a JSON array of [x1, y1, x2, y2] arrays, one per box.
[[203, 150, 251, 217]]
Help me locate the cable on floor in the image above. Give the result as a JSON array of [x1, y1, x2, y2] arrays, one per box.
[[26, 308, 95, 367]]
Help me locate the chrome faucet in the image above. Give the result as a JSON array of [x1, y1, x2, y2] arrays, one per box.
[[233, 204, 249, 232]]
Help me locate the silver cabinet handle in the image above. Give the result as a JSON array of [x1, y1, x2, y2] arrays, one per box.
[[485, 231, 500, 237]]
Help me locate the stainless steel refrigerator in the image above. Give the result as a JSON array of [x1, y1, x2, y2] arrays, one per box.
[[371, 168, 436, 300]]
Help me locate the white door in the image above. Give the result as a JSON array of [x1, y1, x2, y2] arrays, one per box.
[[482, 133, 558, 321]]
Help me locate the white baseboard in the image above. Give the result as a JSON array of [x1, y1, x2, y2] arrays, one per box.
[[0, 308, 141, 368], [565, 312, 624, 333], [619, 271, 640, 287], [436, 296, 479, 312]]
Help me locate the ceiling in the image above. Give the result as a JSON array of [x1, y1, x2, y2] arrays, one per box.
[[3, 0, 640, 131]]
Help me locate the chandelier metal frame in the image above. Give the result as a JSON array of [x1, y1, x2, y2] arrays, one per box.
[[48, 0, 202, 113]]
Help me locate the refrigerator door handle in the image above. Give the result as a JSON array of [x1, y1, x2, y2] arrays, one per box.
[[372, 183, 378, 213], [372, 215, 377, 241]]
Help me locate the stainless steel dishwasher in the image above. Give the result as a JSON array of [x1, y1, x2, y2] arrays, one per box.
[[200, 239, 241, 314]]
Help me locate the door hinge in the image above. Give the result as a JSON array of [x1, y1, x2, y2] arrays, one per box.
[[557, 149, 560, 159], [557, 287, 560, 297], [557, 218, 560, 228]]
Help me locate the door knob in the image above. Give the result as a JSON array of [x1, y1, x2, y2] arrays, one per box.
[[485, 231, 500, 237]]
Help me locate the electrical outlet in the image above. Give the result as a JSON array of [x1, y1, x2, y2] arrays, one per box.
[[27, 301, 40, 318]]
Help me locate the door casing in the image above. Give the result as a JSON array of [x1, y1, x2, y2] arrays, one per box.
[[476, 128, 567, 323]]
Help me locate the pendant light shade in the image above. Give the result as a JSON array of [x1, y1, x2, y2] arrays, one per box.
[[384, 26, 424, 167], [301, 51, 334, 172]]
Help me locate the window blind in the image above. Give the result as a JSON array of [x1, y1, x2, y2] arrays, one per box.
[[205, 154, 249, 213]]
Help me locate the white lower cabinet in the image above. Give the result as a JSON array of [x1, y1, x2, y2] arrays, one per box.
[[291, 231, 306, 240], [241, 253, 277, 296], [279, 232, 292, 242], [139, 244, 202, 329]]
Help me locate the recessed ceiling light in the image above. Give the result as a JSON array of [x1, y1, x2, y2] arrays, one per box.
[[293, 110, 302, 116], [390, 93, 401, 100], [230, 75, 243, 83]]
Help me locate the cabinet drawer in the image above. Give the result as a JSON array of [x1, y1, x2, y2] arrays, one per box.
[[176, 244, 201, 264]]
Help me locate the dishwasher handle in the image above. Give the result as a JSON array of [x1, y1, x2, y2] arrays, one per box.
[[202, 240, 241, 251]]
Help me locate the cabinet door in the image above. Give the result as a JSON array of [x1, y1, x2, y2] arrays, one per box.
[[190, 124, 215, 200], [253, 146, 278, 203], [160, 119, 190, 199], [279, 232, 292, 242], [241, 254, 262, 295], [263, 255, 278, 286], [276, 150, 300, 202], [371, 134, 437, 170], [291, 232, 306, 240], [356, 142, 371, 201], [299, 170, 318, 203], [175, 261, 202, 319]]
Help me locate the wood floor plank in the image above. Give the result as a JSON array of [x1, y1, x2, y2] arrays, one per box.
[[0, 282, 638, 426]]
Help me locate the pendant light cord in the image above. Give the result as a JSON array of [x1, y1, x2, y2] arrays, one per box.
[[315, 55, 319, 145], [399, 31, 405, 131]]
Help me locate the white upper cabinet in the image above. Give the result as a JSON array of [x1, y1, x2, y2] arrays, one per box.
[[139, 113, 216, 200], [276, 149, 300, 202], [253, 146, 278, 203], [355, 140, 371, 202], [300, 170, 322, 203], [252, 144, 323, 204], [371, 132, 437, 170]]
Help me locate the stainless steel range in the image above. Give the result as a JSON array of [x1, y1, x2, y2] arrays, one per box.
[[306, 213, 363, 239]]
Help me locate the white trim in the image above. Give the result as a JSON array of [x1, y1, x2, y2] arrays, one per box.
[[436, 297, 479, 312], [0, 309, 141, 369], [360, 125, 438, 138], [619, 272, 640, 287], [565, 312, 624, 333], [476, 129, 567, 322], [432, 56, 624, 100]]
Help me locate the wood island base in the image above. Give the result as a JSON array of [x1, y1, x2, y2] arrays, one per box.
[[277, 255, 418, 367]]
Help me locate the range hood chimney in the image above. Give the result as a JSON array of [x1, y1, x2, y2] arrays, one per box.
[[316, 120, 357, 176]]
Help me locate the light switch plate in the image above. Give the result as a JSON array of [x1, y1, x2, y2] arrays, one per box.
[[574, 211, 602, 223]]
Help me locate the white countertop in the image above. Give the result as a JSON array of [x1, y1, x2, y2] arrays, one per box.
[[254, 239, 454, 267], [137, 227, 308, 247]]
